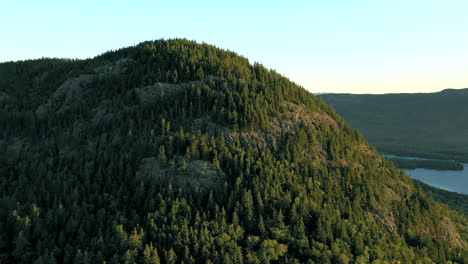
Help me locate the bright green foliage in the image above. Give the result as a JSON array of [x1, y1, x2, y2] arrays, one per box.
[[258, 239, 288, 262], [0, 39, 466, 263]]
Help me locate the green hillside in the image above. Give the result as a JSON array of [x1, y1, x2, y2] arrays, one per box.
[[0, 39, 466, 263], [320, 89, 468, 162], [413, 180, 468, 216]]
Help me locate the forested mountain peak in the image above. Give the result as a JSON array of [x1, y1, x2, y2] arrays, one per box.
[[0, 39, 466, 263]]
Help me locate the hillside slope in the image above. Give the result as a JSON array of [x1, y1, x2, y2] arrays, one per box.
[[0, 39, 466, 263], [319, 89, 468, 161]]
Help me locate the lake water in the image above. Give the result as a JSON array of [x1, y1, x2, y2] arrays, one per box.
[[403, 165, 468, 195], [384, 154, 454, 161], [384, 154, 468, 194]]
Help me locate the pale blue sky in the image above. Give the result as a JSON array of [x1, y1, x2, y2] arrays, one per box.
[[1, 0, 467, 93]]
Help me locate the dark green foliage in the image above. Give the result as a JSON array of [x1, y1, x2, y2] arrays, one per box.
[[389, 158, 464, 170], [320, 90, 468, 162], [413, 179, 468, 216], [0, 39, 466, 263]]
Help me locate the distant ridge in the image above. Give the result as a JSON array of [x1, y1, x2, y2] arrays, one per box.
[[320, 88, 468, 161], [326, 88, 468, 96]]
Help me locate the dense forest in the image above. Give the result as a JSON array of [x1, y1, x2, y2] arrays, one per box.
[[413, 180, 468, 216], [0, 39, 466, 263], [388, 158, 464, 171], [319, 90, 468, 162]]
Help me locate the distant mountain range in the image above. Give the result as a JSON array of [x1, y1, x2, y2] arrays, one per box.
[[319, 88, 468, 162]]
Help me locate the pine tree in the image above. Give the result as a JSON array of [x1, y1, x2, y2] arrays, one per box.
[[12, 231, 32, 263]]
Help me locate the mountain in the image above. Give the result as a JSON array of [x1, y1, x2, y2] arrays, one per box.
[[319, 89, 468, 162], [412, 180, 468, 216], [0, 39, 466, 263]]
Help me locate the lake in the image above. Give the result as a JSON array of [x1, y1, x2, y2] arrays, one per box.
[[384, 154, 468, 194], [403, 165, 468, 195]]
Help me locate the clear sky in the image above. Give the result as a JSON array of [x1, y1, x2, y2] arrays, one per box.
[[1, 0, 467, 94]]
